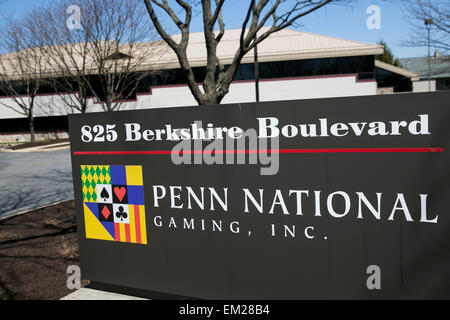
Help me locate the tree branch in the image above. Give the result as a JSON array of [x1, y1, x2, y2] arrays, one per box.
[[144, 0, 179, 49]]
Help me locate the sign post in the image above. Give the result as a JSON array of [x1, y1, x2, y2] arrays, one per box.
[[69, 92, 450, 299]]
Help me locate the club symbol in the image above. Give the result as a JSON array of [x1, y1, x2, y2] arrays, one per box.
[[115, 206, 128, 221], [100, 187, 110, 202]]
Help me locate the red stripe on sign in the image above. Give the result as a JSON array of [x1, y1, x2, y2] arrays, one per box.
[[134, 205, 141, 244], [73, 147, 443, 155], [276, 147, 444, 153], [114, 223, 120, 241], [125, 223, 131, 243]]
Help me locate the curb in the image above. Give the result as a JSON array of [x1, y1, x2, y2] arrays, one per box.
[[13, 145, 71, 153], [0, 141, 70, 153], [0, 198, 75, 221]]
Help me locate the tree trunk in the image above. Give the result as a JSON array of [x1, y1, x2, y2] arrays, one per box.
[[107, 98, 112, 112], [81, 100, 88, 113], [80, 87, 88, 113], [198, 91, 221, 105], [28, 112, 35, 143]]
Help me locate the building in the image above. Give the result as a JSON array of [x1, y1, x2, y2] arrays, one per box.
[[399, 52, 450, 92], [0, 27, 419, 141]]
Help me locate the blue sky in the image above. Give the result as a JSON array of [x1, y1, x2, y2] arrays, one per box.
[[0, 0, 433, 58]]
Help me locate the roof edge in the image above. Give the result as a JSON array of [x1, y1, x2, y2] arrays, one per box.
[[375, 60, 420, 81]]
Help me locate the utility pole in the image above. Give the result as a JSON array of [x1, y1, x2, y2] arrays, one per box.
[[254, 34, 260, 102], [425, 18, 433, 92]]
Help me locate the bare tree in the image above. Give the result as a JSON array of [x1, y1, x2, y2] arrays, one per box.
[[27, 0, 161, 113], [0, 19, 47, 143], [403, 0, 450, 55], [81, 0, 160, 112], [25, 3, 91, 114], [144, 0, 344, 105]]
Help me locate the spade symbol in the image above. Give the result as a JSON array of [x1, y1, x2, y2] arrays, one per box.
[[115, 206, 128, 221], [100, 187, 109, 202]]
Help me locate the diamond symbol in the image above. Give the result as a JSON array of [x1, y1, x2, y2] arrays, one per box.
[[101, 205, 111, 220]]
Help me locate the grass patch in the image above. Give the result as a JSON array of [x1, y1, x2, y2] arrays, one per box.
[[57, 236, 79, 260]]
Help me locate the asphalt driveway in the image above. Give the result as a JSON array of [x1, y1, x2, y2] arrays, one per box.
[[0, 150, 74, 218]]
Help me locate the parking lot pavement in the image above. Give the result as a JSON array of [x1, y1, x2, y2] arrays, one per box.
[[0, 150, 74, 218]]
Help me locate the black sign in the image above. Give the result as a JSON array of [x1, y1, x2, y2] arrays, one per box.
[[69, 92, 450, 299]]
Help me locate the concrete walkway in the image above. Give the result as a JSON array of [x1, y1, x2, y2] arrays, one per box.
[[61, 288, 147, 300], [14, 142, 70, 153], [0, 149, 74, 218], [1, 141, 70, 153]]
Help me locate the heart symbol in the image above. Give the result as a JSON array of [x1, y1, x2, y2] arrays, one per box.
[[114, 186, 126, 202], [101, 206, 111, 220]]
